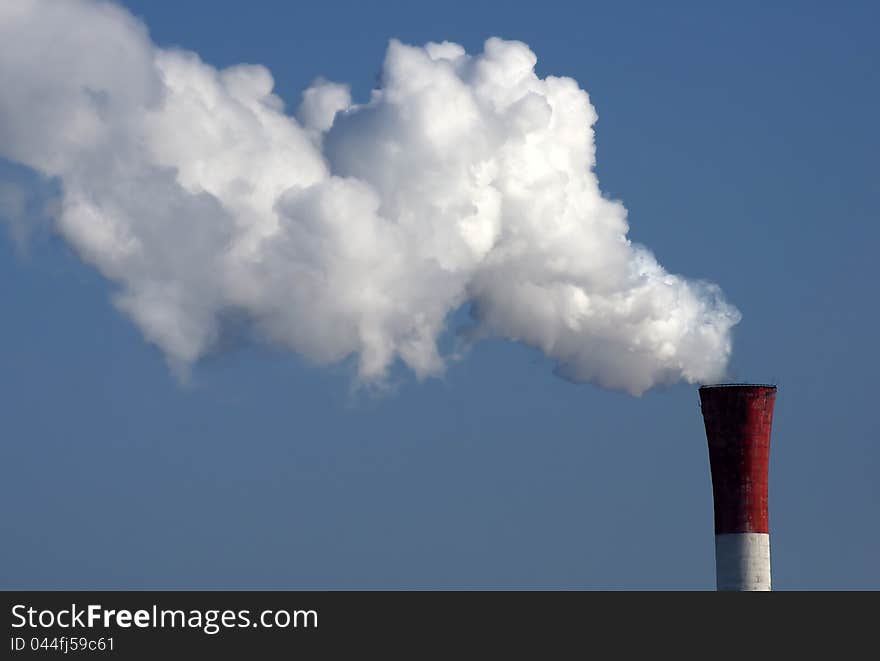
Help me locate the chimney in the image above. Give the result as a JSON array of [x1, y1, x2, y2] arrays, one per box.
[[699, 384, 777, 591]]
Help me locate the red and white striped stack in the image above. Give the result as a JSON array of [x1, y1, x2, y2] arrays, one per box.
[[699, 384, 777, 591]]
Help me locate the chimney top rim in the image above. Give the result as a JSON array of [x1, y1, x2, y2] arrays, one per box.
[[699, 383, 776, 390]]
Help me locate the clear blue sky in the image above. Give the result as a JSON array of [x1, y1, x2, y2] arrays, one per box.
[[1, 0, 877, 588]]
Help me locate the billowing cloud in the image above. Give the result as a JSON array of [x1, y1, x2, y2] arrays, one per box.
[[0, 0, 740, 394]]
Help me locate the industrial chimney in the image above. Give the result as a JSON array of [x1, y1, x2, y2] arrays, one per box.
[[699, 384, 777, 591]]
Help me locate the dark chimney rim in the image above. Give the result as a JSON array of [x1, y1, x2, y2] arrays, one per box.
[[699, 383, 776, 390]]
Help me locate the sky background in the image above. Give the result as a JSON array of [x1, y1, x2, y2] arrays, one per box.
[[1, 0, 877, 589]]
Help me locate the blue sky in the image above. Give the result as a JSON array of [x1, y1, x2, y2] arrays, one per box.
[[1, 0, 878, 588]]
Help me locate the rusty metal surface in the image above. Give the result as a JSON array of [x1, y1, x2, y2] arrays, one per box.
[[699, 385, 776, 534]]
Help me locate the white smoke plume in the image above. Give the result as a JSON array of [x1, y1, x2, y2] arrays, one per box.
[[0, 0, 740, 395]]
